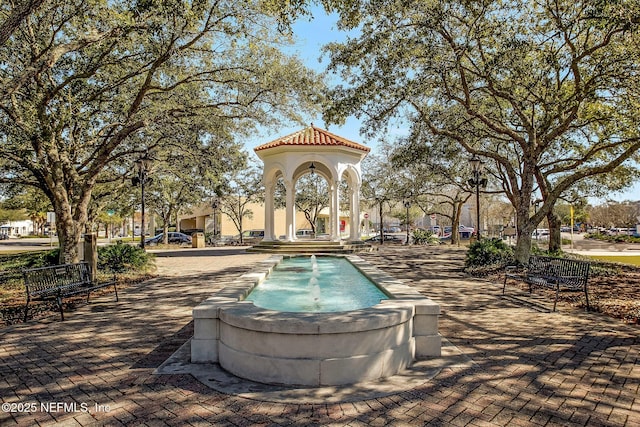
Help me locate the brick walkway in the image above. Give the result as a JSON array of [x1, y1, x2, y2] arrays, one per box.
[[1, 246, 638, 426]]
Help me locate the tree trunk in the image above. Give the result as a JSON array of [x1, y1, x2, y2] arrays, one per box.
[[514, 204, 536, 265], [303, 210, 316, 233], [54, 202, 84, 264], [163, 222, 169, 244], [547, 211, 562, 253], [46, 166, 94, 264], [238, 197, 244, 244], [379, 200, 384, 244], [450, 201, 462, 245], [513, 229, 533, 264]]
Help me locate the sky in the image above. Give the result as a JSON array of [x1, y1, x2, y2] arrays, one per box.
[[246, 8, 640, 203], [245, 10, 369, 156]]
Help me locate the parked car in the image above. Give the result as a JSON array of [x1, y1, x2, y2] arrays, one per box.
[[365, 234, 404, 243], [383, 226, 402, 233], [532, 229, 550, 239], [427, 226, 441, 235], [296, 229, 315, 239], [145, 232, 192, 246], [458, 225, 475, 235], [231, 229, 264, 245], [443, 225, 475, 238]]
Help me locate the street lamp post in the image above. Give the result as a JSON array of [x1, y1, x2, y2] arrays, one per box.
[[132, 152, 153, 249], [532, 198, 541, 215], [403, 199, 411, 244], [468, 155, 488, 240], [531, 198, 542, 239], [106, 209, 115, 242], [211, 198, 219, 241], [375, 196, 384, 244]]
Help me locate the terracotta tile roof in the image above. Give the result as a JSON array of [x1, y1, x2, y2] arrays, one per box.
[[254, 125, 370, 153]]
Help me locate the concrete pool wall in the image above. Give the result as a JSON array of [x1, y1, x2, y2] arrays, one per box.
[[191, 255, 441, 386]]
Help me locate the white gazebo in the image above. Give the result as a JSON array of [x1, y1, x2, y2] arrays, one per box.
[[254, 125, 370, 242]]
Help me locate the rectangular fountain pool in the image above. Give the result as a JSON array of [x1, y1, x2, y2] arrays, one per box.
[[244, 255, 389, 312]]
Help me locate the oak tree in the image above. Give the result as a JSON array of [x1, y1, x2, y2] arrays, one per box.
[[0, 0, 324, 262], [322, 0, 640, 262]]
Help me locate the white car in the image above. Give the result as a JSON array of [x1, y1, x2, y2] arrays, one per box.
[[458, 225, 475, 234], [296, 229, 315, 239], [532, 229, 550, 239]]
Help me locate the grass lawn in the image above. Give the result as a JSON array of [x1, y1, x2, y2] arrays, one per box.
[[587, 255, 640, 266]]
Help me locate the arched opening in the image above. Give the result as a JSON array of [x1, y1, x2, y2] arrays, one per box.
[[339, 167, 362, 241], [289, 160, 332, 240], [294, 172, 329, 238], [271, 165, 330, 240]]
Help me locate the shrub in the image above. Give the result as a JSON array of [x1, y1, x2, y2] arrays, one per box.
[[98, 241, 155, 274], [412, 229, 440, 245], [465, 238, 514, 268], [530, 244, 564, 258], [39, 249, 61, 267]]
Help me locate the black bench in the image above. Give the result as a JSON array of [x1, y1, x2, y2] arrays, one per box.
[[503, 255, 590, 311], [23, 262, 118, 321]]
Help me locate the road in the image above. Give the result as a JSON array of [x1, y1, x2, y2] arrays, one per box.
[[1, 234, 639, 256], [0, 237, 60, 252], [560, 232, 640, 255], [0, 237, 118, 253]]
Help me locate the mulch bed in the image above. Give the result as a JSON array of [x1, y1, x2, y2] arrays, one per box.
[[0, 274, 154, 327], [489, 264, 640, 324], [584, 267, 640, 323]]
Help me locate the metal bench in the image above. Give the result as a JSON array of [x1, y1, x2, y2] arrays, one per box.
[[503, 255, 590, 311], [23, 262, 118, 321]]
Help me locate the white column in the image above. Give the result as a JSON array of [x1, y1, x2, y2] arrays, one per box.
[[328, 180, 335, 240], [285, 180, 296, 241], [330, 180, 340, 241], [328, 180, 334, 239], [349, 184, 361, 241], [263, 182, 275, 241]]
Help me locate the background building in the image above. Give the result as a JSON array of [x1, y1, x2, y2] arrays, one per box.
[[177, 202, 355, 239]]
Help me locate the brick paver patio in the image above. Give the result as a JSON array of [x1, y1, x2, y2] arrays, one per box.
[[1, 245, 638, 426]]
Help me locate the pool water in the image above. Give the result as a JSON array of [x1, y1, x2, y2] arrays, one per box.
[[245, 256, 389, 312]]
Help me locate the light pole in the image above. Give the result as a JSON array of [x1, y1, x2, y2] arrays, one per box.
[[531, 198, 542, 239], [375, 196, 384, 244], [532, 198, 541, 215], [106, 209, 115, 242], [211, 198, 219, 241], [468, 155, 488, 240], [132, 152, 153, 249], [403, 198, 411, 244]]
